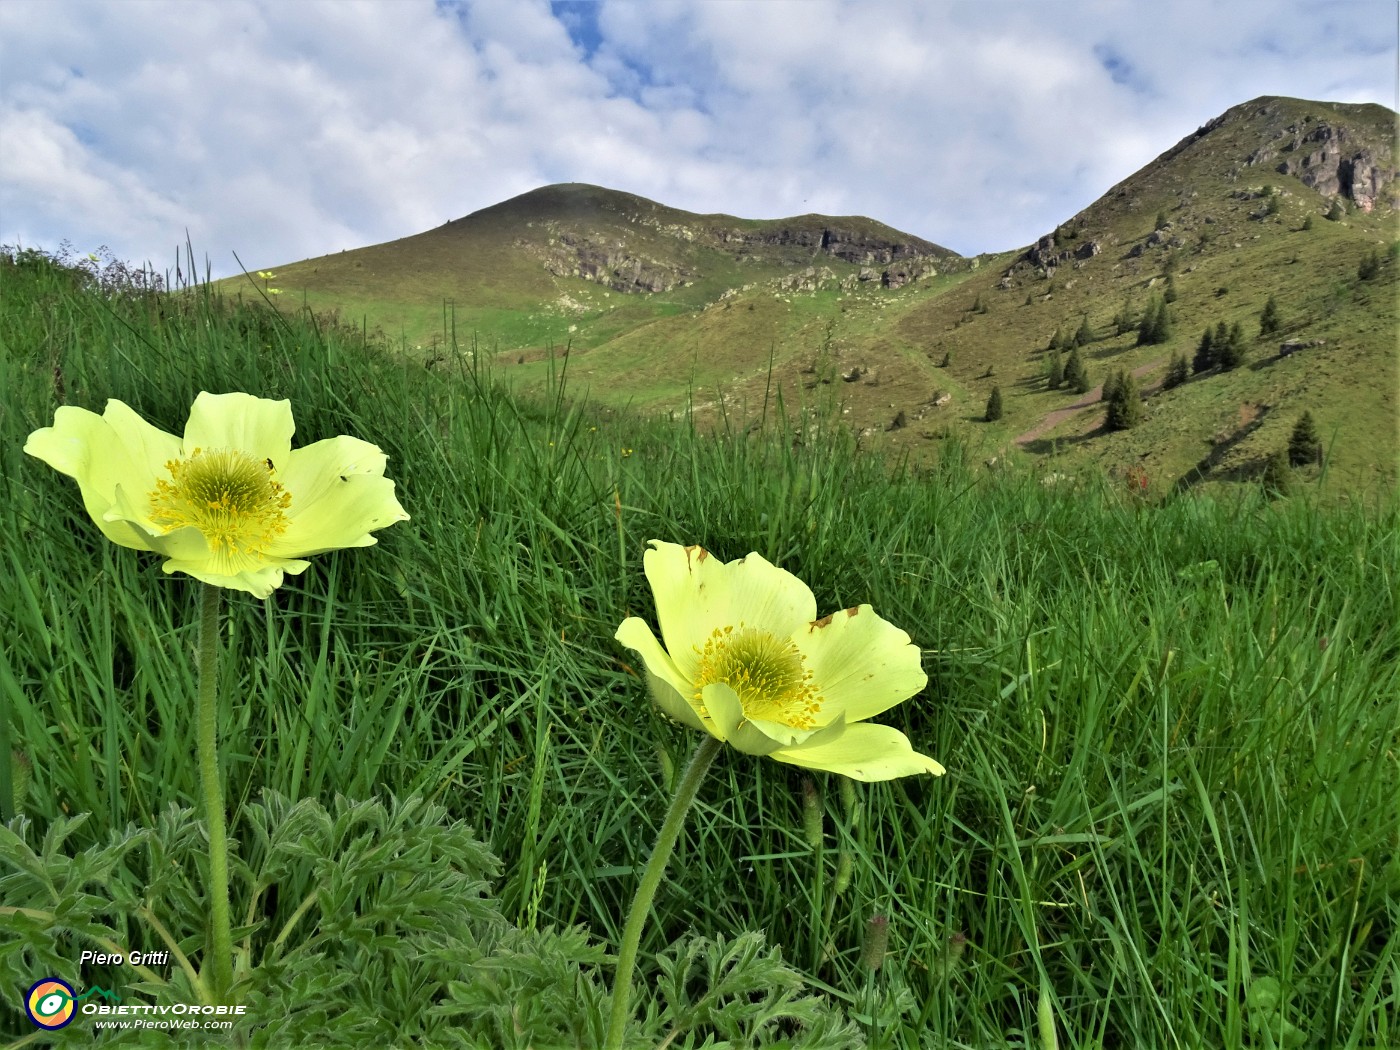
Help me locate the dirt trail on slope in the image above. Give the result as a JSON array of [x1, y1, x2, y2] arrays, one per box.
[[1013, 358, 1165, 447]]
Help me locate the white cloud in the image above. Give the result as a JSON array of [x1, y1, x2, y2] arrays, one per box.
[[0, 0, 1394, 275]]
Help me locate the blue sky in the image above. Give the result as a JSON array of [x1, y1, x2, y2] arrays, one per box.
[[1, 0, 1395, 278]]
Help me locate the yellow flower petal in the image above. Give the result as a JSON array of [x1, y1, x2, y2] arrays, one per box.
[[155, 529, 311, 598], [272, 474, 408, 557], [183, 392, 294, 464], [278, 434, 388, 499], [701, 682, 746, 746], [615, 617, 706, 732], [24, 400, 181, 551], [770, 723, 945, 782], [25, 393, 405, 595], [794, 605, 928, 723], [614, 540, 943, 780], [725, 703, 849, 757], [643, 541, 816, 681]]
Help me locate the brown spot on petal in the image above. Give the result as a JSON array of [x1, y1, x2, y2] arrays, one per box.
[[810, 607, 861, 631], [685, 545, 709, 565]]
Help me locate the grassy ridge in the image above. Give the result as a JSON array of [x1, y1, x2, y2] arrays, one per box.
[[235, 100, 1399, 495], [2, 251, 1397, 1047]]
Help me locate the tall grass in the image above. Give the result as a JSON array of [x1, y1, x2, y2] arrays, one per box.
[[2, 249, 1396, 1047]]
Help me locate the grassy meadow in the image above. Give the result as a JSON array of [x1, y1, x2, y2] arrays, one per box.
[[1, 248, 1397, 1048]]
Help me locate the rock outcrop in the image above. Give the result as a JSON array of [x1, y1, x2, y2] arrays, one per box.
[[1230, 107, 1398, 212], [1025, 233, 1103, 270], [1268, 123, 1393, 212], [538, 231, 694, 294]]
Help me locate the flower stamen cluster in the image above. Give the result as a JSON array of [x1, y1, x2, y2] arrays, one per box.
[[149, 448, 292, 570], [615, 541, 942, 781], [693, 624, 822, 730]]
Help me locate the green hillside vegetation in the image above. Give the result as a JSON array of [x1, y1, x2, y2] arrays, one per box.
[[234, 97, 1397, 497], [4, 248, 1396, 1047], [235, 182, 958, 355]]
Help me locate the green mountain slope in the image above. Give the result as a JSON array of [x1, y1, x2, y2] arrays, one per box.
[[239, 181, 957, 354], [239, 96, 1398, 493]]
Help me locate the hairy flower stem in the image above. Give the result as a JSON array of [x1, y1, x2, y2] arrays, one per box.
[[196, 583, 234, 1001], [604, 735, 722, 1050]]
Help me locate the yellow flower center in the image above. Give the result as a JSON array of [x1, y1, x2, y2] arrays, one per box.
[[694, 624, 823, 730], [148, 447, 291, 565]]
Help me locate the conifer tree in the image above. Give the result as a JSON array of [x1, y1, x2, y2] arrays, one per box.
[[1262, 448, 1292, 496], [1192, 327, 1215, 374], [1114, 300, 1136, 335], [1325, 198, 1345, 221], [1164, 274, 1178, 303], [1288, 411, 1322, 466], [1154, 299, 1173, 343], [1064, 347, 1087, 392], [1047, 327, 1065, 352], [1259, 295, 1282, 337], [1047, 347, 1064, 390], [1137, 297, 1170, 346], [1358, 251, 1380, 281], [1164, 352, 1189, 389], [1072, 366, 1091, 397], [1101, 369, 1123, 405], [1105, 370, 1143, 431], [1137, 298, 1160, 346], [1217, 331, 1241, 371], [1212, 320, 1243, 370], [985, 385, 1003, 422], [1074, 314, 1094, 347]]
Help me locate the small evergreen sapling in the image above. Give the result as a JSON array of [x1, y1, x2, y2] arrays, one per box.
[[1101, 370, 1124, 405], [1164, 353, 1189, 389], [1216, 321, 1246, 371], [1288, 411, 1322, 467], [1114, 300, 1137, 335], [1105, 370, 1143, 431], [1259, 295, 1282, 337], [985, 385, 1003, 422], [1137, 297, 1171, 346], [1047, 348, 1064, 389], [1064, 347, 1089, 394], [1262, 448, 1292, 496], [1193, 327, 1215, 374]]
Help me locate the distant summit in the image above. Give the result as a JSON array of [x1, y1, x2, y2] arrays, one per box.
[[449, 182, 958, 295], [244, 95, 1396, 493], [1167, 96, 1396, 212]]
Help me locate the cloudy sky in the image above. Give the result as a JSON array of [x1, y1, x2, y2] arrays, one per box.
[[2, 0, 1395, 278]]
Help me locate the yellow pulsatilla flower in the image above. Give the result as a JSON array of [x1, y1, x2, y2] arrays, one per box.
[[24, 392, 409, 598], [616, 541, 943, 781]]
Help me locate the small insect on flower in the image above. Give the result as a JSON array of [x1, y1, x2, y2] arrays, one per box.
[[24, 391, 409, 598], [615, 541, 944, 781]]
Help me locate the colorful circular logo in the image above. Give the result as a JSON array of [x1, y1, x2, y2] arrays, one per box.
[[26, 978, 76, 1030]]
